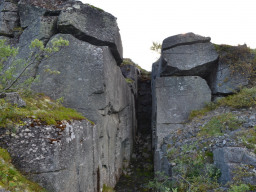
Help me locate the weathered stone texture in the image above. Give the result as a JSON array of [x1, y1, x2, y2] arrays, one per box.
[[0, 120, 97, 192], [162, 32, 211, 50], [161, 42, 218, 77], [214, 147, 256, 184], [0, 1, 135, 191], [0, 1, 19, 36], [58, 3, 123, 65], [18, 3, 46, 28], [155, 76, 211, 124], [32, 33, 136, 190], [209, 45, 252, 94]]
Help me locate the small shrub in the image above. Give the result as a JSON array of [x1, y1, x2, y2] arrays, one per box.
[[228, 184, 250, 192]]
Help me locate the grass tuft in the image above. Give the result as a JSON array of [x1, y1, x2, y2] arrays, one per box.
[[0, 147, 46, 191], [0, 93, 87, 129]]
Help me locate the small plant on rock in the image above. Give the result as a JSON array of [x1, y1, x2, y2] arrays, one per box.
[[0, 37, 69, 94]]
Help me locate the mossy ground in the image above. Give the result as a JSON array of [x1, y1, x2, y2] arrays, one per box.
[[0, 92, 88, 130], [153, 86, 256, 192], [0, 148, 46, 192], [190, 87, 256, 120]]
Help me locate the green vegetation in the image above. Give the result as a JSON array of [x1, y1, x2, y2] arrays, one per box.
[[0, 93, 86, 130], [235, 126, 256, 153], [189, 102, 218, 120], [150, 42, 162, 54], [199, 113, 242, 136], [0, 148, 46, 191], [87, 4, 104, 12], [121, 58, 151, 79], [0, 37, 69, 94], [102, 184, 115, 192], [218, 87, 256, 108], [190, 87, 256, 120], [214, 44, 256, 85], [125, 78, 134, 84], [228, 184, 250, 192], [149, 143, 221, 192]]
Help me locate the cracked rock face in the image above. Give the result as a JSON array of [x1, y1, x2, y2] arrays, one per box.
[[0, 1, 19, 37], [214, 147, 256, 184], [154, 76, 211, 149], [161, 33, 218, 77], [0, 119, 96, 192], [208, 45, 252, 94], [58, 3, 123, 65], [0, 1, 135, 191], [162, 32, 211, 50]]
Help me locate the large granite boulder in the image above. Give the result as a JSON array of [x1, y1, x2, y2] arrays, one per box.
[[162, 32, 211, 50], [152, 76, 211, 173], [155, 76, 211, 124], [161, 33, 218, 77], [214, 147, 256, 184], [58, 2, 123, 65], [0, 1, 19, 37], [0, 119, 97, 192], [31, 33, 136, 189], [208, 45, 252, 94]]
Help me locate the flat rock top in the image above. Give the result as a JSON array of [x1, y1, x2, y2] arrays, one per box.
[[162, 32, 211, 50]]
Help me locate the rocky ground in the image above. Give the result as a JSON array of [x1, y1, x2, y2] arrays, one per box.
[[162, 104, 256, 191], [114, 132, 154, 192]]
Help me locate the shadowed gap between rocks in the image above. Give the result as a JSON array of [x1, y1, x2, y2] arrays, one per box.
[[115, 74, 154, 192]]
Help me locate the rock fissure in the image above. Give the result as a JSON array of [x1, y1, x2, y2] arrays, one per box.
[[1, 1, 256, 191], [162, 39, 211, 51]]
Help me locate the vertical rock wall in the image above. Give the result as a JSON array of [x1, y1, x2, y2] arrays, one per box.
[[152, 33, 216, 173], [0, 1, 136, 191]]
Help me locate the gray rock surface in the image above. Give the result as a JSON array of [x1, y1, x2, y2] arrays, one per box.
[[2, 92, 26, 107], [18, 3, 46, 28], [152, 76, 211, 173], [162, 32, 211, 50], [214, 147, 256, 184], [0, 1, 134, 191], [208, 45, 252, 94], [31, 33, 136, 190], [0, 119, 97, 192], [58, 3, 123, 65], [155, 76, 211, 124], [151, 58, 161, 150], [0, 1, 19, 37], [19, 16, 58, 45], [161, 42, 218, 77]]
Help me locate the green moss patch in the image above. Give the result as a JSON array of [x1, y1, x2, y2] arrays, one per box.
[[214, 44, 256, 86], [121, 58, 151, 80], [0, 148, 46, 192], [0, 93, 86, 129], [125, 78, 134, 84], [199, 113, 242, 136], [190, 87, 256, 120], [102, 184, 115, 192], [218, 87, 256, 108]]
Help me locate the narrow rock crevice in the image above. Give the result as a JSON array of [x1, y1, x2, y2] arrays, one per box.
[[115, 74, 154, 191]]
